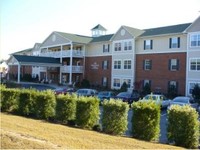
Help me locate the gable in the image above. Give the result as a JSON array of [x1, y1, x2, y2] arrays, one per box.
[[185, 16, 200, 32], [41, 32, 71, 47], [111, 27, 133, 41]]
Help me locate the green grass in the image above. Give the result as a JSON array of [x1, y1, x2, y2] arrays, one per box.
[[1, 113, 183, 149]]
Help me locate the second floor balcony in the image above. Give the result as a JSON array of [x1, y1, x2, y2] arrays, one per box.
[[61, 65, 83, 73], [40, 50, 84, 58]]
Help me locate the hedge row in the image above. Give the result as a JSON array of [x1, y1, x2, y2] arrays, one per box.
[[1, 86, 199, 148], [167, 105, 199, 148]]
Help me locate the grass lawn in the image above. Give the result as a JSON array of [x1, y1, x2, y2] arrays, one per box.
[[1, 113, 183, 149]]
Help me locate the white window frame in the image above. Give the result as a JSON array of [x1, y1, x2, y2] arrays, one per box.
[[171, 37, 178, 48], [123, 79, 131, 88], [144, 59, 151, 70], [113, 78, 121, 88], [102, 77, 107, 87], [114, 60, 121, 69], [103, 60, 108, 70], [114, 42, 121, 51], [170, 59, 178, 71], [124, 60, 131, 69], [190, 34, 200, 47], [144, 40, 152, 50], [190, 58, 200, 71]]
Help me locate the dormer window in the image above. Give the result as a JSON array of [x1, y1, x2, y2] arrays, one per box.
[[91, 24, 107, 37]]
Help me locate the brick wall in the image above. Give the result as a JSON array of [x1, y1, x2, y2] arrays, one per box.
[[136, 53, 186, 95]]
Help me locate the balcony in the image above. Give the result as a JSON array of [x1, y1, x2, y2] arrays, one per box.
[[40, 50, 84, 58], [61, 65, 83, 73]]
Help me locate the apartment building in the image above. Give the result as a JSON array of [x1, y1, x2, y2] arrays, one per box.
[[185, 16, 200, 96], [7, 17, 200, 96]]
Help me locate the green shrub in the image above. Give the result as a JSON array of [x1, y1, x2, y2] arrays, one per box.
[[102, 99, 129, 135], [34, 90, 56, 120], [1, 88, 20, 112], [17, 89, 37, 116], [167, 105, 199, 148], [132, 101, 160, 141], [76, 96, 99, 129], [56, 93, 77, 123]]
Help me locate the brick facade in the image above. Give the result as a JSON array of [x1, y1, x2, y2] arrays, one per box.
[[85, 56, 112, 88], [136, 53, 186, 95]]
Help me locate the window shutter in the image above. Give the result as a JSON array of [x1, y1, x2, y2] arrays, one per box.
[[143, 60, 145, 70], [102, 61, 104, 69], [168, 81, 170, 91], [177, 59, 179, 70], [176, 82, 179, 93], [150, 60, 152, 70], [150, 40, 153, 49], [168, 59, 171, 70], [108, 44, 110, 52], [144, 40, 146, 50], [103, 45, 105, 52], [149, 80, 152, 88], [107, 60, 109, 69], [169, 38, 172, 48], [178, 37, 180, 48]]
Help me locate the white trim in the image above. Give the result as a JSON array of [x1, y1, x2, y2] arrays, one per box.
[[113, 59, 122, 70], [136, 50, 186, 55]]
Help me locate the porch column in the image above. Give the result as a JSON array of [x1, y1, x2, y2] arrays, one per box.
[[59, 67, 62, 84], [69, 42, 73, 84], [17, 63, 21, 83]]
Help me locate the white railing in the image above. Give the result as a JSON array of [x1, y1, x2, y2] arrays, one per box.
[[61, 65, 83, 73], [40, 50, 84, 58], [40, 67, 47, 72]]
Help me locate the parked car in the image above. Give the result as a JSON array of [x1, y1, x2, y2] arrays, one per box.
[[54, 87, 75, 95], [97, 91, 116, 102], [167, 96, 198, 110], [76, 88, 98, 97], [140, 94, 171, 109], [113, 92, 140, 104]]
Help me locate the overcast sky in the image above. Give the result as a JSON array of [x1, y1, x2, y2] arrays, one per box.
[[0, 0, 199, 60]]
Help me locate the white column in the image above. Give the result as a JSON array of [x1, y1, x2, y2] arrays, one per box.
[[59, 68, 62, 84], [17, 64, 20, 83], [69, 43, 73, 84], [60, 45, 63, 63], [83, 45, 86, 78]]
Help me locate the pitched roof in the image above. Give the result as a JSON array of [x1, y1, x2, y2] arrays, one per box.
[[13, 55, 61, 65], [91, 24, 107, 31], [140, 23, 192, 37], [55, 31, 92, 44], [12, 48, 33, 55], [123, 26, 144, 37], [90, 34, 114, 43]]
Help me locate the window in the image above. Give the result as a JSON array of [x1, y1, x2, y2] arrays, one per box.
[[143, 59, 152, 70], [168, 81, 178, 92], [102, 77, 108, 87], [123, 79, 131, 88], [103, 44, 110, 53], [190, 58, 200, 71], [169, 37, 180, 48], [113, 78, 120, 88], [144, 40, 153, 50], [143, 79, 151, 87], [169, 59, 179, 71], [114, 60, 121, 69], [124, 60, 131, 69], [189, 82, 200, 94], [190, 34, 200, 47], [124, 42, 128, 50], [102, 60, 109, 70], [128, 41, 132, 50], [114, 43, 121, 51]]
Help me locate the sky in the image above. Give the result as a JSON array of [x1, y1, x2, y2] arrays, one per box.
[[0, 0, 200, 60]]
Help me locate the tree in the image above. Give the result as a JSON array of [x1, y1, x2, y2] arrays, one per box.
[[192, 84, 200, 104], [120, 82, 128, 92]]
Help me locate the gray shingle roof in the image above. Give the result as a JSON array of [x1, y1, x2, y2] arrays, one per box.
[[91, 24, 107, 31], [122, 26, 144, 37], [90, 34, 114, 43], [140, 23, 192, 37], [13, 55, 61, 65], [55, 31, 92, 44]]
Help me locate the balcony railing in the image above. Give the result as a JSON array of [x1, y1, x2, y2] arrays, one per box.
[[40, 50, 84, 58], [61, 65, 83, 73]]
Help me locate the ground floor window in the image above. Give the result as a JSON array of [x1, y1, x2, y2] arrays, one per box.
[[123, 79, 131, 88], [189, 82, 200, 94], [102, 77, 108, 87], [113, 78, 120, 88]]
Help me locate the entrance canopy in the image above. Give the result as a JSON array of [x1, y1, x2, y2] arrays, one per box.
[[7, 55, 62, 83]]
